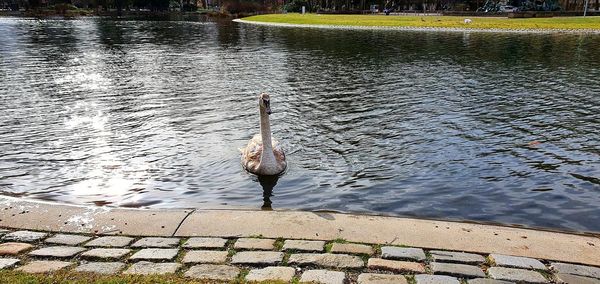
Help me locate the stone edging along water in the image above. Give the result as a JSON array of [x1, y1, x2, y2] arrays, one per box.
[[1, 196, 600, 267], [233, 18, 600, 34]]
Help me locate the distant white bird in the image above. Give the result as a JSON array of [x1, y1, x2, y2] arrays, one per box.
[[464, 18, 473, 24]]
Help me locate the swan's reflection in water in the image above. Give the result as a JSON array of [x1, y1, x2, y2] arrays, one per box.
[[257, 175, 279, 211]]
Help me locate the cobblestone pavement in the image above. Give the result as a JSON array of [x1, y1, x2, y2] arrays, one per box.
[[1, 228, 599, 283]]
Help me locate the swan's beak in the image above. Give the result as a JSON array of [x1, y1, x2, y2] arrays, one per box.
[[264, 100, 272, 115]]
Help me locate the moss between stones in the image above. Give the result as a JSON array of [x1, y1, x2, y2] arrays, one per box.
[[536, 268, 555, 281], [273, 239, 285, 251], [324, 243, 333, 253], [405, 274, 417, 284]]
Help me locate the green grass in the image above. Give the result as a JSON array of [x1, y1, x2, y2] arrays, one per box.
[[0, 271, 213, 284], [405, 274, 417, 284], [536, 269, 556, 281], [243, 13, 600, 30], [324, 242, 333, 252], [0, 270, 293, 284], [331, 238, 348, 243], [273, 238, 285, 251], [227, 247, 237, 257]]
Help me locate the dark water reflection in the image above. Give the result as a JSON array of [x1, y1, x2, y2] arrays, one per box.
[[1, 17, 599, 232], [258, 175, 279, 211]]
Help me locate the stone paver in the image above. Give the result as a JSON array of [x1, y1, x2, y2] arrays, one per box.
[[131, 237, 180, 248], [16, 260, 73, 273], [430, 250, 486, 264], [468, 278, 515, 284], [0, 228, 597, 284], [129, 248, 179, 261], [230, 251, 283, 265], [182, 250, 228, 264], [431, 262, 486, 278], [331, 243, 374, 255], [75, 262, 126, 274], [357, 273, 408, 284], [84, 236, 134, 248], [233, 238, 275, 250], [556, 273, 600, 284], [124, 261, 181, 275], [2, 231, 48, 242], [289, 253, 364, 268], [45, 234, 92, 246], [0, 258, 20, 270], [551, 262, 600, 279], [489, 254, 547, 270], [381, 246, 426, 261], [488, 267, 548, 283], [81, 248, 131, 260], [367, 258, 425, 273], [182, 237, 227, 249], [184, 264, 240, 281], [283, 240, 325, 252], [29, 246, 86, 258], [245, 266, 296, 282], [300, 269, 346, 284], [0, 242, 34, 255], [415, 274, 461, 284]]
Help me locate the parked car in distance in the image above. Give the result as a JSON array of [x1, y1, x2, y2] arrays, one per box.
[[499, 5, 519, 12]]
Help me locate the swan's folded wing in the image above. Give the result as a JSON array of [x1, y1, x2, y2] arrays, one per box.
[[242, 135, 263, 164], [273, 148, 286, 162], [272, 138, 286, 162]]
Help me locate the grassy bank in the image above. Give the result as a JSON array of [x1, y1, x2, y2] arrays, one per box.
[[243, 13, 600, 30], [0, 271, 200, 284]]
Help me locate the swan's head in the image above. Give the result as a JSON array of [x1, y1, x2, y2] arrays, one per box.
[[259, 93, 271, 115]]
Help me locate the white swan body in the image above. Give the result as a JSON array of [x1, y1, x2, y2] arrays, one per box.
[[241, 93, 287, 176]]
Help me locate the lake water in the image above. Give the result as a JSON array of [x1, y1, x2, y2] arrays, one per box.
[[1, 17, 599, 232]]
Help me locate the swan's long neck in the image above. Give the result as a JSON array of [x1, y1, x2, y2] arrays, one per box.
[[259, 106, 277, 171]]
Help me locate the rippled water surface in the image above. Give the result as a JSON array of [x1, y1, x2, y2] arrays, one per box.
[[1, 17, 599, 232]]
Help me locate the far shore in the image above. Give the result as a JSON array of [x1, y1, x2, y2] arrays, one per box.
[[0, 9, 237, 19], [240, 13, 600, 33]]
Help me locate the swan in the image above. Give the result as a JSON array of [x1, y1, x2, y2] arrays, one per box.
[[241, 93, 287, 176]]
